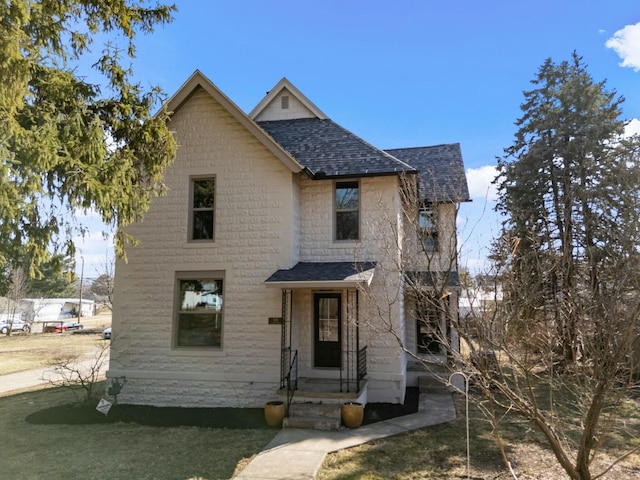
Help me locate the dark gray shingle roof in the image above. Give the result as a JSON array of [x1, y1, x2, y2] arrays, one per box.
[[386, 144, 471, 203], [258, 118, 415, 178], [406, 270, 461, 287], [266, 262, 376, 283]]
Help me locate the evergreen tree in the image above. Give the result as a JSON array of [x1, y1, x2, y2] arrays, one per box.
[[495, 52, 640, 364], [27, 255, 78, 298], [0, 1, 178, 281]]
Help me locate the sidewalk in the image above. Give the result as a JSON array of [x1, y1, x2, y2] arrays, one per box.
[[235, 394, 456, 480], [0, 368, 53, 396], [0, 352, 108, 397]]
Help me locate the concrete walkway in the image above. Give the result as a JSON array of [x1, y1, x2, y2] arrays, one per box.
[[0, 352, 108, 397], [235, 394, 457, 480]]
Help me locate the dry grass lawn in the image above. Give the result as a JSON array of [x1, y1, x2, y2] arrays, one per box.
[[0, 387, 275, 480], [318, 394, 640, 480], [0, 311, 111, 375]]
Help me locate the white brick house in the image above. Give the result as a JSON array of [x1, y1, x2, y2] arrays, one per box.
[[107, 71, 470, 410]]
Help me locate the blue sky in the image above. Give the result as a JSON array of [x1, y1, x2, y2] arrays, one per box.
[[75, 1, 640, 276]]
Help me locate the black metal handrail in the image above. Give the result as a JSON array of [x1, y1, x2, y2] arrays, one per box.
[[357, 345, 367, 390], [285, 349, 298, 412]]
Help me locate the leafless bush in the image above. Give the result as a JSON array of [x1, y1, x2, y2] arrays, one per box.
[[43, 342, 110, 406]]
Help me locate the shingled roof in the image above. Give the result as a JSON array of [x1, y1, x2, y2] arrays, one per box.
[[258, 118, 416, 178], [386, 144, 471, 203], [265, 262, 377, 287]]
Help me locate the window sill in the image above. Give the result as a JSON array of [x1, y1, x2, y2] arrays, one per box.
[[331, 240, 360, 246], [185, 240, 216, 247], [168, 347, 226, 357]]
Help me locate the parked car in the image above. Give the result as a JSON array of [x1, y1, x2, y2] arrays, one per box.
[[102, 327, 111, 340], [43, 323, 69, 333], [0, 319, 30, 334], [66, 322, 84, 330]]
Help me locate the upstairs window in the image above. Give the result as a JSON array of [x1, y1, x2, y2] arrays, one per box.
[[335, 181, 359, 241], [418, 207, 438, 252], [190, 178, 215, 241]]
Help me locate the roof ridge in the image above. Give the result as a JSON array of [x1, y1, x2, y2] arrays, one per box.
[[327, 119, 417, 173], [386, 143, 460, 152]]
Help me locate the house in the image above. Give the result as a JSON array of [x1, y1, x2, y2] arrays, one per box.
[[107, 72, 470, 411], [0, 297, 96, 332]]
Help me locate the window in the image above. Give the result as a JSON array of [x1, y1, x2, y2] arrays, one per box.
[[416, 297, 442, 354], [190, 178, 215, 241], [175, 275, 223, 347], [335, 181, 359, 241], [418, 207, 438, 251]]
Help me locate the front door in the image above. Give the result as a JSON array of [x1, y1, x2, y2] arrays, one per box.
[[314, 293, 341, 368]]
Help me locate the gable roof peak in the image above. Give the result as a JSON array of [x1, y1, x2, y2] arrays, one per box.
[[165, 70, 304, 174], [249, 77, 328, 121]]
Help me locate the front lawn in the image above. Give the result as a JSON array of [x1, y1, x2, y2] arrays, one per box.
[[318, 393, 640, 480], [0, 387, 275, 480]]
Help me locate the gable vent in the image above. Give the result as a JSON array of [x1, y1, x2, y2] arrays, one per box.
[[281, 95, 289, 109]]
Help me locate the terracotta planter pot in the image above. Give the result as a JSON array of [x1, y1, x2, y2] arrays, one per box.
[[264, 401, 285, 427], [341, 402, 364, 428]]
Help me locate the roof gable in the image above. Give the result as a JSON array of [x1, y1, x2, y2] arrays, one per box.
[[249, 78, 328, 121], [166, 70, 304, 174], [386, 144, 471, 203]]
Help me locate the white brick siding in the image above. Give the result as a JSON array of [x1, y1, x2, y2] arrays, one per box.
[[109, 87, 297, 408]]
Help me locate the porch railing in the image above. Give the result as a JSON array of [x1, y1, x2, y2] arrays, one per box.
[[285, 349, 298, 411], [357, 345, 367, 391], [340, 345, 368, 393]]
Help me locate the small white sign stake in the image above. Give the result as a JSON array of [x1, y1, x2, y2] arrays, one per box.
[[96, 398, 113, 416]]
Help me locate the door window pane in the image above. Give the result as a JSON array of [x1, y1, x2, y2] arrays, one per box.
[[318, 297, 339, 342]]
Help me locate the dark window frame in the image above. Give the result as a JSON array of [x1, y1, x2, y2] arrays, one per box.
[[189, 176, 216, 242], [334, 180, 360, 241], [416, 296, 444, 355], [418, 206, 438, 252]]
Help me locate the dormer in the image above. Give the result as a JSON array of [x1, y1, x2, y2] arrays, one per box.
[[249, 77, 328, 122]]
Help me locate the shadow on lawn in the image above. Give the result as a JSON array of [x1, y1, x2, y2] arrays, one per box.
[[25, 387, 419, 429]]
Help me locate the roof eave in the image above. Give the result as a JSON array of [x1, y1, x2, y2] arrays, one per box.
[[265, 280, 364, 289], [310, 169, 418, 180], [422, 196, 473, 204]]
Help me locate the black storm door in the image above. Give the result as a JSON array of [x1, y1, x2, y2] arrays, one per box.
[[314, 293, 342, 368]]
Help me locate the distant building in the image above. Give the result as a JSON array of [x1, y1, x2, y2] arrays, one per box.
[[0, 297, 96, 332]]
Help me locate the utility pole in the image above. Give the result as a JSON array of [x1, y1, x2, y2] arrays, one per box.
[[78, 255, 84, 323]]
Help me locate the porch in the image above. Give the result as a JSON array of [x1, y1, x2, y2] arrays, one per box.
[[265, 262, 375, 427]]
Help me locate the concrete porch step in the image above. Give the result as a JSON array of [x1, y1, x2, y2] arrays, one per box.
[[289, 402, 342, 418], [283, 403, 342, 431], [283, 415, 342, 430]]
